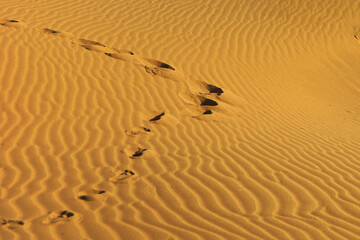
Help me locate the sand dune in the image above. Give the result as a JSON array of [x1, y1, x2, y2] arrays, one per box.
[[1, 0, 360, 239]]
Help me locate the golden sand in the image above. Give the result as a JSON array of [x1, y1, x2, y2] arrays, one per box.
[[1, 0, 360, 239]]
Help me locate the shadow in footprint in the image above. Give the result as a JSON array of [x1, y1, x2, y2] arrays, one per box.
[[109, 170, 135, 183], [131, 148, 147, 158], [200, 97, 218, 106], [207, 84, 224, 96], [203, 110, 213, 115], [77, 189, 106, 201], [149, 112, 165, 122], [42, 210, 75, 224]]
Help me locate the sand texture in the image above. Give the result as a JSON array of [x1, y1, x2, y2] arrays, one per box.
[[1, 0, 360, 239]]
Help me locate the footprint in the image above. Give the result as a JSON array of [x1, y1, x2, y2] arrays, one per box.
[[105, 51, 140, 64], [107, 53, 180, 81], [109, 170, 135, 183], [122, 145, 149, 159], [180, 91, 219, 107], [72, 38, 113, 53], [80, 45, 108, 52], [180, 105, 216, 119], [40, 28, 61, 34], [143, 65, 181, 81], [180, 88, 221, 106], [42, 210, 75, 224], [0, 19, 27, 28], [77, 189, 107, 201], [1, 218, 24, 228], [144, 66, 161, 75], [113, 48, 134, 55], [73, 38, 106, 47], [149, 112, 165, 122], [125, 126, 151, 136], [36, 27, 73, 38], [130, 148, 147, 158], [178, 91, 236, 119], [187, 81, 224, 96], [144, 58, 175, 70], [143, 64, 184, 81]]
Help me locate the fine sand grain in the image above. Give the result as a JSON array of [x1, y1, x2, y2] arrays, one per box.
[[1, 0, 360, 239]]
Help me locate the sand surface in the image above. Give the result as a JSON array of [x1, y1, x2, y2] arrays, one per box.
[[1, 0, 360, 239]]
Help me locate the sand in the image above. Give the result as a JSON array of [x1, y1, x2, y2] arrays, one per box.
[[1, 0, 360, 239]]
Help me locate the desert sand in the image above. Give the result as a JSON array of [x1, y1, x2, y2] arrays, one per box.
[[1, 0, 360, 239]]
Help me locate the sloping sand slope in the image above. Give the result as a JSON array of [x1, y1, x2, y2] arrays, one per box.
[[1, 0, 360, 239]]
